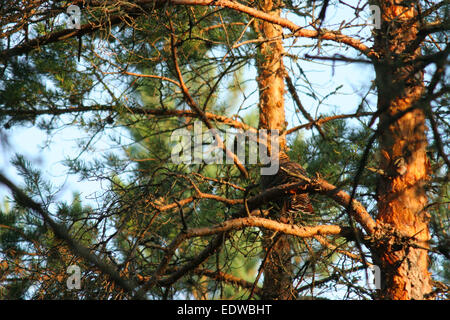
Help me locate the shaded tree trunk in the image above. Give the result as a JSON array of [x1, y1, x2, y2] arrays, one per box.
[[373, 0, 433, 299], [255, 0, 294, 300]]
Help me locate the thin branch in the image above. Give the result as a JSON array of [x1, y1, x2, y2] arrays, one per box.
[[285, 72, 327, 139], [192, 268, 263, 297], [121, 71, 181, 87], [156, 234, 226, 287], [0, 105, 255, 132], [285, 112, 374, 135], [167, 0, 373, 56], [0, 172, 141, 298], [313, 235, 370, 264], [304, 54, 372, 64], [236, 173, 376, 235], [170, 29, 249, 178], [295, 265, 368, 295], [0, 13, 123, 62], [0, 0, 374, 62], [139, 216, 345, 294]]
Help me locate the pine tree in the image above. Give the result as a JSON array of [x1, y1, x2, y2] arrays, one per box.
[[0, 0, 448, 300]]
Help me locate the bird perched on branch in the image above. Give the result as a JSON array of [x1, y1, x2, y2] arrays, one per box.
[[260, 152, 314, 223]]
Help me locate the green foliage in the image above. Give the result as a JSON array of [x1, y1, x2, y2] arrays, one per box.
[[0, 0, 447, 300], [0, 157, 98, 299]]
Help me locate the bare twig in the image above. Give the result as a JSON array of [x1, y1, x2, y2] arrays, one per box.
[[0, 173, 141, 298], [170, 28, 249, 178], [284, 72, 327, 139]]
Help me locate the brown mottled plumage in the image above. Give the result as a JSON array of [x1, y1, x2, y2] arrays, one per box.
[[260, 152, 313, 222]]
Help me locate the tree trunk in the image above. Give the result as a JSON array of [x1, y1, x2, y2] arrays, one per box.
[[255, 0, 294, 300], [373, 0, 433, 299]]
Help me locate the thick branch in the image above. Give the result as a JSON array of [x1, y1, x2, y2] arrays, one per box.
[[140, 216, 344, 293], [0, 14, 122, 63], [0, 0, 373, 62], [149, 169, 375, 235], [0, 105, 255, 132], [168, 0, 372, 56], [185, 217, 343, 238], [312, 178, 376, 234]]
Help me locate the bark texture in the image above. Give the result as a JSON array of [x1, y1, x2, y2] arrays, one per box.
[[255, 0, 294, 300], [373, 0, 432, 299]]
